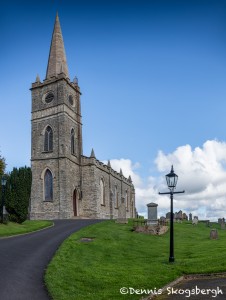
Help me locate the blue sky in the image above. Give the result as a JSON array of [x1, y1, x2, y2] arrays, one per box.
[[1, 0, 226, 218]]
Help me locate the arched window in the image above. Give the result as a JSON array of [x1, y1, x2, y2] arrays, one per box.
[[100, 178, 105, 205], [115, 186, 118, 208], [44, 169, 53, 201], [71, 128, 75, 155], [44, 126, 53, 152], [126, 190, 129, 209]]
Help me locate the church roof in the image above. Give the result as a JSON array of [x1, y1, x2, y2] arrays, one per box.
[[46, 13, 69, 79]]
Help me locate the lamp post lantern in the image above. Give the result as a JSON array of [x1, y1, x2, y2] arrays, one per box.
[[159, 166, 184, 263], [1, 175, 7, 223]]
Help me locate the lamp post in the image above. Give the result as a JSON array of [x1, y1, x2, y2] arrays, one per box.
[[1, 175, 7, 223], [159, 166, 184, 263]]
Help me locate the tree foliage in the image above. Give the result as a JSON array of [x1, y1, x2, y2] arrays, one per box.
[[0, 154, 6, 177], [5, 167, 32, 223]]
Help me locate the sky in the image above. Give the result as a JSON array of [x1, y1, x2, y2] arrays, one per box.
[[1, 0, 226, 220]]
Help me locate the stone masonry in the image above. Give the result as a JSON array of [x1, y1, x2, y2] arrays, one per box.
[[29, 14, 136, 220]]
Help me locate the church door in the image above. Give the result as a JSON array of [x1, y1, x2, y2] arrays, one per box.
[[73, 189, 77, 216]]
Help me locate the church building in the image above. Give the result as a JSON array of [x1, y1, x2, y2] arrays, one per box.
[[29, 14, 136, 220]]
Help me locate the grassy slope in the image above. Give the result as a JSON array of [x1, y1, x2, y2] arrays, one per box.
[[0, 220, 53, 237], [45, 220, 226, 300]]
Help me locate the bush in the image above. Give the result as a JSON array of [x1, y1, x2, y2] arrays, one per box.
[[5, 167, 32, 223]]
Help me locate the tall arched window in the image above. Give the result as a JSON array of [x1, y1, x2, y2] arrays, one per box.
[[126, 190, 129, 209], [115, 185, 118, 208], [100, 178, 105, 205], [71, 128, 75, 155], [44, 169, 53, 201], [44, 126, 53, 152]]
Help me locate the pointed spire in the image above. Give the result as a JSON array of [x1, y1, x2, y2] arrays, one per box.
[[90, 148, 96, 158], [128, 175, 132, 182], [120, 168, 123, 176], [46, 13, 69, 79], [36, 74, 40, 83], [107, 160, 111, 168]]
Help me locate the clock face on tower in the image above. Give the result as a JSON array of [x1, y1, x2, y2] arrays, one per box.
[[45, 92, 54, 103], [42, 91, 54, 104]]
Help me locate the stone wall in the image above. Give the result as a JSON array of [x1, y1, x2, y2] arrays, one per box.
[[81, 156, 136, 219]]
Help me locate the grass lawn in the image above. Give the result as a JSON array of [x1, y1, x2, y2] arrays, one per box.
[[45, 220, 226, 300], [0, 220, 53, 237]]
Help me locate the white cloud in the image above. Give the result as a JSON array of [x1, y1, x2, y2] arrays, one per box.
[[107, 140, 226, 221]]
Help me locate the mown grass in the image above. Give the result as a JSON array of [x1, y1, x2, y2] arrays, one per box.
[[45, 220, 226, 300], [0, 220, 53, 237]]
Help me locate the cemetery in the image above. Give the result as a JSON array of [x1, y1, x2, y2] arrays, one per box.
[[45, 218, 226, 300]]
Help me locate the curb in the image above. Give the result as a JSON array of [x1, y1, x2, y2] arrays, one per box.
[[142, 272, 226, 299], [0, 222, 54, 239]]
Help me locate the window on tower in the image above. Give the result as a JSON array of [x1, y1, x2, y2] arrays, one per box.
[[44, 126, 53, 152], [71, 128, 75, 155], [45, 92, 54, 103], [44, 169, 53, 201]]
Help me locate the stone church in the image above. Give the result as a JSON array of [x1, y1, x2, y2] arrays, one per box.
[[29, 14, 136, 220]]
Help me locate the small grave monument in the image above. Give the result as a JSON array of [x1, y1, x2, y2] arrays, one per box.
[[221, 219, 225, 230], [210, 229, 218, 239], [147, 202, 158, 225], [189, 213, 192, 221], [192, 217, 198, 225]]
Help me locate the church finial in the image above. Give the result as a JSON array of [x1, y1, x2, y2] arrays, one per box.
[[46, 13, 69, 79], [107, 160, 111, 168], [36, 74, 40, 83], [90, 148, 96, 158]]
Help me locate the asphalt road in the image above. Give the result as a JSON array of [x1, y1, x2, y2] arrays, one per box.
[[0, 219, 101, 300]]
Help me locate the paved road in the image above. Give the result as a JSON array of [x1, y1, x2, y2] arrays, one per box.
[[0, 219, 101, 300]]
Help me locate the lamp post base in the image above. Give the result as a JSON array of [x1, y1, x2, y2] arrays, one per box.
[[169, 257, 175, 263]]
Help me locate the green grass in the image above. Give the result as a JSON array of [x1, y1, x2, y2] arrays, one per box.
[[0, 220, 53, 237], [45, 220, 226, 300]]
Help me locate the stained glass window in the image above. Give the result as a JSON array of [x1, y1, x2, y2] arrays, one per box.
[[44, 169, 53, 201], [44, 126, 53, 152]]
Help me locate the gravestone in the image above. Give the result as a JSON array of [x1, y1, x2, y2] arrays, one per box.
[[192, 217, 198, 225], [210, 229, 218, 239], [221, 219, 225, 230], [147, 202, 158, 225], [116, 197, 128, 224], [189, 213, 192, 221]]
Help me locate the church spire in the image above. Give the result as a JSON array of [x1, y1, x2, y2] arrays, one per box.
[[46, 13, 69, 79]]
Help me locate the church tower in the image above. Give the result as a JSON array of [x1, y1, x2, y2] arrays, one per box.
[[30, 14, 82, 219]]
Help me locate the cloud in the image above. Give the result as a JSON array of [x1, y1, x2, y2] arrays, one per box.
[[107, 140, 226, 221]]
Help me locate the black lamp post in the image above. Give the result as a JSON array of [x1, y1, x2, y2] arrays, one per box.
[[159, 166, 185, 263], [1, 175, 7, 223]]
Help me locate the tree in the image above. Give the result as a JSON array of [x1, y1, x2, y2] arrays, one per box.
[[0, 153, 6, 177], [5, 166, 32, 223]]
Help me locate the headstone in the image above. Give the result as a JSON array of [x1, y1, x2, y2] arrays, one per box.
[[218, 218, 222, 224], [192, 217, 198, 225], [210, 229, 218, 239], [182, 213, 188, 220], [166, 212, 171, 219], [147, 202, 158, 225], [116, 197, 128, 224], [221, 219, 225, 230], [189, 213, 192, 221]]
